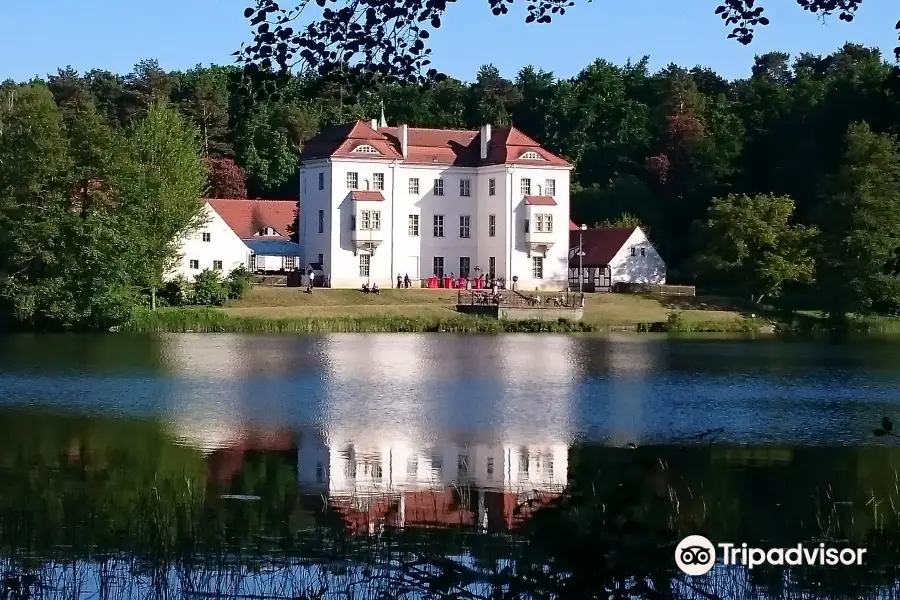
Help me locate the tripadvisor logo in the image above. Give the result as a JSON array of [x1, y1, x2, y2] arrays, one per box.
[[675, 535, 867, 576]]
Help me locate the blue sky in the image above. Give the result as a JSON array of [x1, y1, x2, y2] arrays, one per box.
[[3, 0, 898, 82]]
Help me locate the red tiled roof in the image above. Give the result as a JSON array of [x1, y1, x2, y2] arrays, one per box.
[[299, 121, 401, 162], [350, 190, 385, 201], [569, 220, 580, 231], [524, 195, 557, 206], [569, 227, 637, 267], [207, 199, 297, 239], [300, 121, 571, 167]]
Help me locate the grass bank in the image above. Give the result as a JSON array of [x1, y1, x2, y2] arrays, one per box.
[[124, 287, 763, 334]]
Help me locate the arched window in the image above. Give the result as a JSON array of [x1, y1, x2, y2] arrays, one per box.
[[519, 151, 543, 160], [352, 144, 380, 154]]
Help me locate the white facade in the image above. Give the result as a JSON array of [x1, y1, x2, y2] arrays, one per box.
[[299, 126, 573, 290], [167, 203, 250, 281], [609, 227, 667, 284]]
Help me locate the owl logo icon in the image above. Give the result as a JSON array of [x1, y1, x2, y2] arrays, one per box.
[[675, 535, 716, 576]]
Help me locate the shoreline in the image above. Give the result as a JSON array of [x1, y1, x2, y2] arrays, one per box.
[[120, 307, 766, 334]]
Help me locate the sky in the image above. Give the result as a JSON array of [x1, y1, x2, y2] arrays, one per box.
[[2, 0, 898, 83]]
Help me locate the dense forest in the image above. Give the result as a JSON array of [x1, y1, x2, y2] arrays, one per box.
[[4, 42, 900, 327]]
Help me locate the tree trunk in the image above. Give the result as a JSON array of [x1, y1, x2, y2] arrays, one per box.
[[151, 286, 157, 310]]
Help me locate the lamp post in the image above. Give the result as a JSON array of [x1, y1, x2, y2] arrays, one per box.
[[578, 224, 587, 295]]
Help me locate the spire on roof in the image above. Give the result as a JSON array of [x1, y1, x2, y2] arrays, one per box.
[[379, 100, 387, 128]]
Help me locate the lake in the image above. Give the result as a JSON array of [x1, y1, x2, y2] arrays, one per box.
[[2, 333, 900, 599]]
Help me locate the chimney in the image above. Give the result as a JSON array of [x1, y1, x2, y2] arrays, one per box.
[[480, 124, 491, 160], [399, 124, 408, 158], [370, 118, 378, 130]]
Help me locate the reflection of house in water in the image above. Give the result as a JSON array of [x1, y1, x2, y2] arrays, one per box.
[[309, 334, 577, 533], [297, 429, 568, 533]]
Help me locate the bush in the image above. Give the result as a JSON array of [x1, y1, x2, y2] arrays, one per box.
[[159, 276, 193, 307], [192, 269, 229, 306], [226, 266, 252, 300]]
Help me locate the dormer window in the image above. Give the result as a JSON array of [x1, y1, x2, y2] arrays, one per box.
[[257, 227, 278, 236], [519, 151, 543, 160], [352, 144, 380, 154]]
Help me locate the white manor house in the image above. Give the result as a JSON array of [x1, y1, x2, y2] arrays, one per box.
[[298, 118, 573, 289]]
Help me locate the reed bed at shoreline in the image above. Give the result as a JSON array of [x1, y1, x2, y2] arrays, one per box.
[[124, 307, 761, 334]]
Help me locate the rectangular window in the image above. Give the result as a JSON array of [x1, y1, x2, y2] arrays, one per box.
[[459, 179, 471, 197], [545, 179, 556, 195], [359, 254, 370, 277], [189, 260, 199, 270], [373, 172, 385, 190], [317, 253, 324, 265], [318, 172, 324, 190], [202, 232, 211, 242], [408, 214, 419, 236], [489, 214, 496, 237], [360, 210, 381, 230], [284, 256, 296, 270], [433, 215, 444, 237], [347, 172, 359, 189], [213, 260, 223, 270], [535, 213, 553, 233], [249, 254, 257, 271], [350, 215, 356, 230], [318, 210, 324, 234], [434, 178, 444, 196], [520, 178, 531, 195], [409, 178, 419, 194], [631, 247, 636, 257], [488, 257, 496, 279], [640, 247, 646, 257], [459, 215, 470, 238], [433, 256, 444, 277], [407, 456, 418, 477], [532, 256, 544, 279], [459, 256, 471, 277], [524, 219, 529, 233], [486, 457, 494, 478], [489, 178, 496, 196]]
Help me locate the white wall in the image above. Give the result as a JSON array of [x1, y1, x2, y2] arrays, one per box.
[[299, 156, 573, 290], [608, 227, 667, 284], [507, 166, 571, 291], [167, 203, 249, 281]]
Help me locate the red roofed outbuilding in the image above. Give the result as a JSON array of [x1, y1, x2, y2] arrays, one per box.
[[167, 198, 303, 281], [568, 226, 666, 291]]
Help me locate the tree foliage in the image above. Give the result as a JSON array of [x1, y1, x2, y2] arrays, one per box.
[[0, 88, 207, 329], [205, 156, 248, 199], [122, 101, 208, 300], [696, 193, 818, 303], [236, 0, 899, 82], [815, 122, 900, 318]]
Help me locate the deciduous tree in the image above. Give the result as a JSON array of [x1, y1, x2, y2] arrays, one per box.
[[815, 122, 900, 318], [204, 156, 248, 198], [122, 101, 208, 309], [695, 193, 817, 303]]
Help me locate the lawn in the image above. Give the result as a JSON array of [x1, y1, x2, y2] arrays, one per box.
[[223, 286, 746, 328]]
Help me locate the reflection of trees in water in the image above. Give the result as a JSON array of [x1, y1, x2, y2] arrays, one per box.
[[4, 412, 900, 598]]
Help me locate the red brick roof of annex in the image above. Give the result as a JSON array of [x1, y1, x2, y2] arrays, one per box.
[[299, 120, 572, 168], [569, 227, 638, 268], [206, 198, 298, 240]]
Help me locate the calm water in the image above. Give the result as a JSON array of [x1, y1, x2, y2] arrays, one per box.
[[2, 333, 900, 599]]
